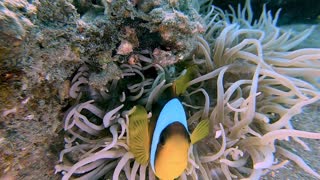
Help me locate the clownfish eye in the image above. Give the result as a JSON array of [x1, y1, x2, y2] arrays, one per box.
[[159, 133, 165, 145]]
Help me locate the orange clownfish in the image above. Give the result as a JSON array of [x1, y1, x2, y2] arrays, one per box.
[[128, 98, 209, 180]]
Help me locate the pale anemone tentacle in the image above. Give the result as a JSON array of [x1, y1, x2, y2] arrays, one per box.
[[103, 104, 124, 128], [200, 123, 226, 163], [146, 80, 166, 110], [284, 122, 311, 151], [60, 150, 126, 180], [276, 146, 320, 179], [130, 161, 140, 180], [112, 152, 134, 180], [210, 66, 228, 125], [58, 144, 98, 162], [196, 35, 215, 71], [188, 88, 210, 119], [78, 161, 119, 180], [101, 125, 119, 151], [267, 160, 290, 171], [139, 164, 147, 180]]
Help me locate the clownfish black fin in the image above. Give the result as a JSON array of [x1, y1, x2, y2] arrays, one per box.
[[128, 105, 150, 165], [190, 119, 209, 144]]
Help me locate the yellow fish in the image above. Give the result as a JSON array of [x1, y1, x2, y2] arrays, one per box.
[[129, 98, 209, 180]]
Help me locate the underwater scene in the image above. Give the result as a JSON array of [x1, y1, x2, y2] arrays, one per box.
[[0, 0, 320, 179]]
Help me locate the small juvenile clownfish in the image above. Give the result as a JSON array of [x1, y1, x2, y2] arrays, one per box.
[[128, 98, 209, 180]]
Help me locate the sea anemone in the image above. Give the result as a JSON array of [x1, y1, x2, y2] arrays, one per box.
[[55, 0, 320, 179]]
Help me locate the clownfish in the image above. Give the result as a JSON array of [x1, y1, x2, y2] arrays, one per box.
[[128, 98, 209, 180]]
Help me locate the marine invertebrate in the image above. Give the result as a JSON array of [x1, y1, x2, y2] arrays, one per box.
[[55, 0, 320, 179]]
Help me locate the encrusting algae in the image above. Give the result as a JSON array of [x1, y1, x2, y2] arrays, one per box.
[[55, 0, 320, 179]]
